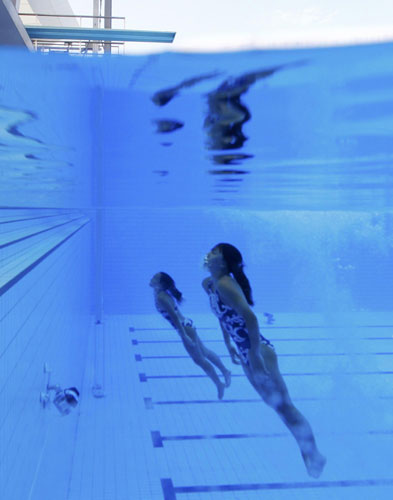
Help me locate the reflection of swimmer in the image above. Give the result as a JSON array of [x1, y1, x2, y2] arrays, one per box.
[[211, 153, 253, 165], [205, 66, 285, 151], [152, 72, 221, 107], [203, 243, 326, 478], [205, 95, 250, 150], [154, 119, 184, 134], [150, 272, 231, 400]]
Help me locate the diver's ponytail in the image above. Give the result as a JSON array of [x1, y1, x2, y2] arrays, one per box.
[[231, 266, 254, 306], [159, 272, 184, 304], [168, 284, 183, 304], [215, 243, 254, 306]]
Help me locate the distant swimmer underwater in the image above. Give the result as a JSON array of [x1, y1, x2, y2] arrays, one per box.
[[202, 243, 326, 478], [150, 272, 231, 399]]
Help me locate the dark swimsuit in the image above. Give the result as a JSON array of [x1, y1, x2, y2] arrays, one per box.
[[155, 300, 193, 330], [207, 280, 273, 365]]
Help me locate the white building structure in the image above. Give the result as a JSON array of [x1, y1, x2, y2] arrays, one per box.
[[18, 0, 80, 27], [0, 1, 174, 54]]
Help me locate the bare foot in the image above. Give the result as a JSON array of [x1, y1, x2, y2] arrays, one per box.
[[304, 451, 326, 479], [217, 382, 225, 400], [223, 370, 231, 388]]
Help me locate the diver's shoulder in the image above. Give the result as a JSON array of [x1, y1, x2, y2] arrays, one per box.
[[156, 291, 172, 306], [217, 274, 240, 294], [218, 274, 236, 286]]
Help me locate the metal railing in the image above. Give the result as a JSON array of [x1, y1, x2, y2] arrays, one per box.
[[19, 13, 125, 29], [28, 39, 125, 55], [18, 13, 126, 54]]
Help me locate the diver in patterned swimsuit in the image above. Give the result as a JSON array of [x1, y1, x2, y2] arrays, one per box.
[[207, 279, 274, 366], [202, 243, 326, 478], [150, 272, 231, 400]]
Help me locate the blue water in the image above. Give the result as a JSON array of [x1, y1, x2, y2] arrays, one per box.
[[0, 44, 393, 499]]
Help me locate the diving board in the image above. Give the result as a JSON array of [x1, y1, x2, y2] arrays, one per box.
[[24, 26, 176, 43]]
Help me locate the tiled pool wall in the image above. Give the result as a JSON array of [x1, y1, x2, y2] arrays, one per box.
[[0, 210, 91, 500]]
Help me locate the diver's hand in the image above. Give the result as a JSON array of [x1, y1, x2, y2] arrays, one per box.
[[229, 346, 241, 365]]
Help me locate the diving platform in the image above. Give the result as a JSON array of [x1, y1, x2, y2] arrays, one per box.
[[24, 26, 176, 44], [0, 1, 176, 53]]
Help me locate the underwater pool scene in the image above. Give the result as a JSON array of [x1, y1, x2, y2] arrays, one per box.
[[0, 43, 393, 499]]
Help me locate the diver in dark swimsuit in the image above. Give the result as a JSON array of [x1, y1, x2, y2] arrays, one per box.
[[206, 279, 274, 365], [150, 272, 231, 399], [202, 244, 326, 478]]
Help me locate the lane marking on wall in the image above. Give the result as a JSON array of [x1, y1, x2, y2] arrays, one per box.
[[131, 336, 393, 344], [161, 478, 393, 498], [151, 429, 393, 448], [138, 371, 393, 381], [143, 394, 393, 409], [137, 352, 393, 360]]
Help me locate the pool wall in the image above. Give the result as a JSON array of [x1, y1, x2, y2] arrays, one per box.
[[0, 50, 94, 500]]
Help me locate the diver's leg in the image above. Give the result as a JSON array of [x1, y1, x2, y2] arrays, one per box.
[[197, 339, 231, 387], [192, 354, 225, 400], [182, 327, 225, 399], [243, 345, 326, 478]]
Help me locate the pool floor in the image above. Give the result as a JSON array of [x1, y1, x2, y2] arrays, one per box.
[[67, 312, 393, 499]]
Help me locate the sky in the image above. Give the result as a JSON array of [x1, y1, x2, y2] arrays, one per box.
[[66, 0, 393, 54]]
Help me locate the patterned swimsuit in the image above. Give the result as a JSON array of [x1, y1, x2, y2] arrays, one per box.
[[155, 300, 193, 330], [207, 281, 273, 365]]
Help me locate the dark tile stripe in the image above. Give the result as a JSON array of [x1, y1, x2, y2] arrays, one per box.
[[131, 336, 393, 344], [144, 397, 153, 410], [132, 325, 393, 332], [151, 395, 393, 406], [0, 220, 89, 297], [161, 478, 176, 500], [174, 478, 393, 493], [140, 371, 393, 380], [139, 352, 393, 360], [160, 432, 284, 444], [0, 213, 74, 225], [131, 327, 212, 331], [0, 205, 77, 210], [151, 431, 163, 447], [154, 429, 393, 447], [161, 478, 393, 497], [0, 215, 86, 249]]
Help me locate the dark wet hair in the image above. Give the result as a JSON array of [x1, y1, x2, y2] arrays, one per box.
[[159, 272, 183, 303], [213, 243, 254, 306]]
